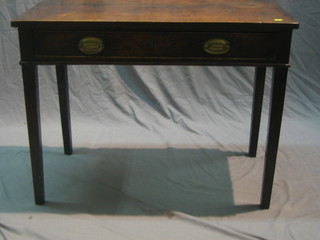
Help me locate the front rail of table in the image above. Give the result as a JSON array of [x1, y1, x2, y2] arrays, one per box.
[[12, 10, 298, 209]]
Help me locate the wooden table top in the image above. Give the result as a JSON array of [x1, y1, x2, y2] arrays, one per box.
[[12, 0, 298, 27]]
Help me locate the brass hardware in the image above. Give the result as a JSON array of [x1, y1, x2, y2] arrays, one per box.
[[78, 37, 104, 54], [203, 38, 231, 55]]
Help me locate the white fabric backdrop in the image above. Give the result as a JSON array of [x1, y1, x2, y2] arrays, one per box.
[[1, 0, 320, 239]]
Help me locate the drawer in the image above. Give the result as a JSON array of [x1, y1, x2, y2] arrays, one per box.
[[33, 31, 277, 63]]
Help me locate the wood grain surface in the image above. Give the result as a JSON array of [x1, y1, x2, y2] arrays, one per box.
[[12, 0, 298, 26]]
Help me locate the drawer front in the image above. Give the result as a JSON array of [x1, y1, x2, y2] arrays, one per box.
[[33, 31, 277, 63]]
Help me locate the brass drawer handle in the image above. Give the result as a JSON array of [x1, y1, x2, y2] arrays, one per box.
[[78, 37, 104, 54], [203, 38, 231, 55]]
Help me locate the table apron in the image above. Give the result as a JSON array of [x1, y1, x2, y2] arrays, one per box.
[[17, 29, 294, 65]]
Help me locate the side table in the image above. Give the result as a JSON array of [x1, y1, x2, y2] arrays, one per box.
[[11, 0, 299, 209]]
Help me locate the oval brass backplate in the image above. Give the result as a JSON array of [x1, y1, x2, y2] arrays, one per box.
[[78, 37, 104, 54], [203, 38, 231, 55]]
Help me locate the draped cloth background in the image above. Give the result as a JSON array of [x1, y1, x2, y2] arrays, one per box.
[[1, 0, 320, 239]]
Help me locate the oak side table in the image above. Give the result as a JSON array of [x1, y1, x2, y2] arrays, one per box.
[[11, 0, 299, 209]]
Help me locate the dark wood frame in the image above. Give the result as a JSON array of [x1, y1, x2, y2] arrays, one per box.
[[12, 0, 298, 209]]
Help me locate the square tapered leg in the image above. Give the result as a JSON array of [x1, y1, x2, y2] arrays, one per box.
[[260, 66, 288, 209], [56, 65, 73, 155], [22, 64, 45, 205], [249, 67, 266, 158]]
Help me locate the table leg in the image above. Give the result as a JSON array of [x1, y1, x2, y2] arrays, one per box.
[[260, 66, 288, 209], [248, 67, 266, 157], [56, 65, 73, 155], [22, 64, 45, 205]]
